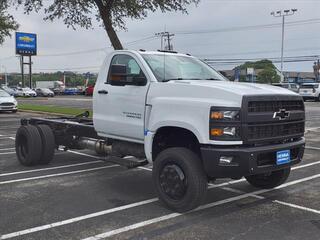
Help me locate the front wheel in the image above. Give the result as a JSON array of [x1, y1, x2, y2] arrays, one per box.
[[153, 147, 207, 212], [245, 167, 291, 189]]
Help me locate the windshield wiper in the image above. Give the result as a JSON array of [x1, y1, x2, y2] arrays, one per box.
[[205, 78, 221, 81], [162, 78, 202, 82]]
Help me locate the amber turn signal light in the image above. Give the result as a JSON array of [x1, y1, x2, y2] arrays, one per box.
[[210, 128, 224, 136], [210, 111, 224, 120]]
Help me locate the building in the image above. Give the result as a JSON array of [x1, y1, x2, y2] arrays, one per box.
[[220, 69, 317, 84], [283, 71, 317, 84]]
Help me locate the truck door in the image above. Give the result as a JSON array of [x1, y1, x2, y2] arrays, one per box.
[[94, 53, 149, 142]]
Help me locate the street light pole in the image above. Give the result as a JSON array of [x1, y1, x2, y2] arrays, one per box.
[[271, 9, 298, 81]]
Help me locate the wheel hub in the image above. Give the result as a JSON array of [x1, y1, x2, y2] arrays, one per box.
[[159, 164, 187, 200]]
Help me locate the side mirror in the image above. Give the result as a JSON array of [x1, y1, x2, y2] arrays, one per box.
[[132, 75, 147, 86], [109, 64, 127, 86]]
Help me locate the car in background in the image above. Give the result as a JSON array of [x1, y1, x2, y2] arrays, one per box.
[[0, 85, 16, 96], [85, 85, 94, 96], [0, 89, 18, 113], [298, 83, 320, 101], [11, 87, 24, 97], [35, 88, 54, 97], [20, 87, 37, 97], [64, 88, 79, 95], [272, 83, 299, 93]]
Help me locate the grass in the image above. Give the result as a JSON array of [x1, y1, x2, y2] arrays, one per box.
[[19, 103, 92, 116]]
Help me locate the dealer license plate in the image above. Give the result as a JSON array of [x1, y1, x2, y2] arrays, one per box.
[[276, 150, 291, 165]]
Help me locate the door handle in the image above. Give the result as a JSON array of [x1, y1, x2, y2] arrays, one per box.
[[98, 90, 108, 94]]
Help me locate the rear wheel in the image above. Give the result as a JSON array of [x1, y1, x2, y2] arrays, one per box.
[[36, 124, 55, 164], [153, 147, 207, 212], [245, 167, 291, 189], [15, 125, 43, 166]]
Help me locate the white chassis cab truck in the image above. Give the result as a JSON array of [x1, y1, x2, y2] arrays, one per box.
[[15, 50, 305, 212]]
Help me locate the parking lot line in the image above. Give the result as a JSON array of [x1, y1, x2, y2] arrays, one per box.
[[273, 200, 320, 215], [0, 152, 15, 155], [219, 186, 320, 215], [0, 198, 159, 240], [0, 165, 119, 185], [0, 137, 15, 141], [305, 146, 320, 151], [0, 148, 15, 151], [305, 127, 320, 133], [1, 161, 318, 240], [0, 160, 103, 177], [81, 173, 320, 240]]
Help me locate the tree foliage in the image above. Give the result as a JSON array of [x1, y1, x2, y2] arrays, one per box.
[[234, 59, 280, 84], [12, 0, 200, 50], [257, 68, 280, 84], [0, 1, 19, 45], [237, 59, 275, 70]]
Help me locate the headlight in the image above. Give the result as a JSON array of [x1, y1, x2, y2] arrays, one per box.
[[210, 110, 240, 121], [210, 108, 241, 141]]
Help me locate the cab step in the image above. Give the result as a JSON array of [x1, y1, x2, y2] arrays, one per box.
[[104, 156, 149, 169]]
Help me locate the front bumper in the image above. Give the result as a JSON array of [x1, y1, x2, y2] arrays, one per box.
[[0, 105, 17, 111], [201, 138, 305, 179]]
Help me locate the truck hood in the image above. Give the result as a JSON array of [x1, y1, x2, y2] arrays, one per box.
[[169, 80, 297, 96], [148, 80, 299, 108]]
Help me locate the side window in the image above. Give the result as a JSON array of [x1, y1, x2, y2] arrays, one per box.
[[107, 54, 146, 84]]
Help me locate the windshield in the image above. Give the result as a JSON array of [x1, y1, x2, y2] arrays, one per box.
[[0, 90, 10, 97], [142, 54, 227, 82]]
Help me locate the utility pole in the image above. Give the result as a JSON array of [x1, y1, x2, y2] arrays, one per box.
[[271, 9, 298, 81], [314, 59, 320, 82], [0, 65, 8, 86], [155, 32, 175, 50]]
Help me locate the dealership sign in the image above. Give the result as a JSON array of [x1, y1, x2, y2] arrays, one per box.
[[15, 32, 37, 56]]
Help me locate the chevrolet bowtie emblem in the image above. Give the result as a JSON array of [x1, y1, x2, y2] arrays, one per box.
[[273, 109, 290, 120]]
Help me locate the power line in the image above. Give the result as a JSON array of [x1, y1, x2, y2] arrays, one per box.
[[175, 18, 320, 35], [195, 46, 320, 58]]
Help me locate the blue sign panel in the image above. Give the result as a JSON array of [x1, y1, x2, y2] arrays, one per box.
[[276, 150, 291, 165], [15, 32, 37, 56]]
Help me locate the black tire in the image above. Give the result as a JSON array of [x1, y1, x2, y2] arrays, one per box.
[[245, 167, 291, 189], [316, 95, 320, 102], [15, 125, 43, 166], [153, 147, 207, 212], [36, 124, 55, 164], [12, 110, 17, 113]]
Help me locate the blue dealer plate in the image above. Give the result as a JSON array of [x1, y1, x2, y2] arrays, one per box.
[[276, 150, 291, 165]]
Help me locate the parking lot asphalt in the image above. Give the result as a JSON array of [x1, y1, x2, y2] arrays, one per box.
[[0, 102, 319, 240]]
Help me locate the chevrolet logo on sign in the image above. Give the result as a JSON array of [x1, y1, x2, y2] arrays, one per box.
[[19, 36, 34, 43], [273, 109, 290, 120]]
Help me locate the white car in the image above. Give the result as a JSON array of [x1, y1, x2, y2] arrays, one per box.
[[0, 89, 18, 113], [298, 83, 320, 101], [21, 87, 37, 97]]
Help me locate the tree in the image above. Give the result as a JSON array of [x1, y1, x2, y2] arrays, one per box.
[[237, 59, 275, 70], [0, 2, 19, 45], [234, 59, 280, 84], [12, 0, 199, 50], [257, 68, 280, 84]]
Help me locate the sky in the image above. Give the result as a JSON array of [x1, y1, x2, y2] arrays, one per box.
[[0, 0, 319, 74]]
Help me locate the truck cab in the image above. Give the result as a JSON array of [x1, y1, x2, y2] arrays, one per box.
[[16, 50, 305, 212]]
